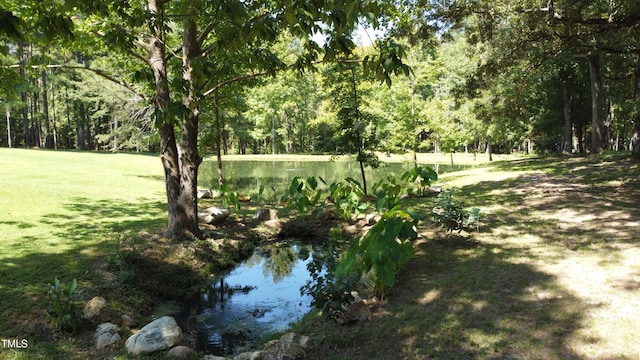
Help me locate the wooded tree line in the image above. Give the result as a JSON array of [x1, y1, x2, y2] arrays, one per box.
[[1, 0, 639, 238]]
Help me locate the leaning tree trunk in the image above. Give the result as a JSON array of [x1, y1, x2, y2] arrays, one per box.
[[588, 53, 605, 154]]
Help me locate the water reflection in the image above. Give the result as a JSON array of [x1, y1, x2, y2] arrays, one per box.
[[195, 243, 317, 356], [199, 160, 469, 196]]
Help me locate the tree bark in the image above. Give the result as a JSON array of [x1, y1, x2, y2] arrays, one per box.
[[632, 53, 640, 160], [19, 42, 30, 148], [588, 53, 605, 154], [148, 0, 201, 240], [563, 83, 573, 154], [176, 17, 203, 238], [41, 69, 52, 148], [6, 108, 12, 148]]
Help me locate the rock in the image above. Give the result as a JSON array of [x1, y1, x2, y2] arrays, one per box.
[[365, 213, 380, 226], [125, 316, 183, 355], [279, 332, 309, 349], [345, 299, 371, 322], [234, 352, 263, 360], [121, 314, 136, 328], [94, 322, 121, 350], [198, 189, 214, 199], [261, 332, 308, 360], [198, 207, 230, 224], [83, 296, 107, 321], [168, 345, 197, 358], [361, 194, 377, 203], [204, 356, 230, 360], [253, 208, 278, 222]]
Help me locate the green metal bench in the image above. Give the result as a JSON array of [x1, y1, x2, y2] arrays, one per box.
[[463, 207, 481, 232]]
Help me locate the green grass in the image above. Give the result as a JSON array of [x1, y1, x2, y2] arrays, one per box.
[[0, 149, 167, 359], [2, 149, 639, 360]]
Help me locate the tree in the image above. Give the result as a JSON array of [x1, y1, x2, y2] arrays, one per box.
[[65, 0, 409, 240]]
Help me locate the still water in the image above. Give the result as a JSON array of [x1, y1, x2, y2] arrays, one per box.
[[193, 244, 316, 356], [191, 158, 468, 356], [199, 158, 465, 196]]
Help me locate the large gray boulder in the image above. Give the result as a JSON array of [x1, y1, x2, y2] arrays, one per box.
[[198, 206, 231, 224], [94, 322, 121, 350], [125, 316, 183, 355]]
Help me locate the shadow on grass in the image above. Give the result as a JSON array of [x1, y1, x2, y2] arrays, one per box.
[[462, 154, 640, 253], [302, 236, 588, 360], [397, 238, 585, 359]]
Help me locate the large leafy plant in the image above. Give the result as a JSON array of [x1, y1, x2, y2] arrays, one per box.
[[401, 166, 438, 196], [327, 177, 369, 221], [339, 206, 421, 297], [47, 277, 80, 333]]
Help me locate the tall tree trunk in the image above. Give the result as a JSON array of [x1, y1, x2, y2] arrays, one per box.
[[6, 108, 11, 148], [214, 90, 224, 186], [176, 16, 203, 238], [351, 67, 367, 195], [65, 86, 73, 149], [632, 53, 640, 160], [588, 53, 605, 154], [41, 69, 52, 148], [19, 42, 30, 148], [50, 78, 58, 149], [563, 83, 573, 154]]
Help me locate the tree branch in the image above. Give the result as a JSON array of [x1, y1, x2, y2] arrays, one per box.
[[2, 64, 147, 101]]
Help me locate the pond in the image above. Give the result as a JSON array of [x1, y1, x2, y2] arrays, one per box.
[[187, 158, 470, 356], [187, 243, 318, 356], [199, 158, 467, 197]]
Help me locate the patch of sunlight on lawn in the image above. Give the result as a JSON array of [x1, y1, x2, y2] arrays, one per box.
[[548, 247, 640, 359]]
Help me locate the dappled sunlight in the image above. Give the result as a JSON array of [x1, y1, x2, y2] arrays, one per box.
[[418, 289, 441, 305], [447, 156, 640, 359]]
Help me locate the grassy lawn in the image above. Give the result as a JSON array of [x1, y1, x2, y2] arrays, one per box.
[[1, 149, 638, 359], [0, 148, 167, 359]]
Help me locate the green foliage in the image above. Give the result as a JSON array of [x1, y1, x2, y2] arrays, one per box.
[[401, 166, 438, 196], [46, 277, 80, 334], [221, 183, 241, 213], [372, 175, 403, 212], [327, 177, 369, 221], [281, 176, 326, 215], [432, 188, 479, 233], [300, 228, 358, 322], [339, 206, 419, 297]]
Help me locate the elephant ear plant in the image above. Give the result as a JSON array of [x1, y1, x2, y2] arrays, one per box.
[[47, 277, 80, 333]]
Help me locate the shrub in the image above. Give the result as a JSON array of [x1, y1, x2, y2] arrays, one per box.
[[301, 228, 358, 322], [432, 188, 479, 233]]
